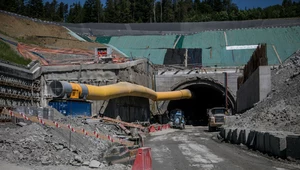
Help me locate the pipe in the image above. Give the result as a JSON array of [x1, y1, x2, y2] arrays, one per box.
[[50, 81, 192, 101]]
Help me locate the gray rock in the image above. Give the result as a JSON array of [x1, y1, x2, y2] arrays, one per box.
[[41, 156, 51, 165], [54, 144, 64, 150], [70, 160, 81, 166], [89, 160, 101, 168], [82, 161, 90, 166], [74, 155, 83, 163], [13, 150, 20, 155], [18, 154, 24, 160]]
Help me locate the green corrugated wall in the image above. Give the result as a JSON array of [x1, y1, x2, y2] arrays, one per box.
[[95, 26, 300, 66]]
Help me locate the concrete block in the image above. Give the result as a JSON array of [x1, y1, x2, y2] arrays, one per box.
[[286, 134, 300, 160], [220, 127, 225, 138], [246, 130, 257, 148], [255, 131, 265, 153], [241, 129, 250, 145], [225, 128, 233, 142], [264, 132, 271, 154], [231, 128, 243, 144], [269, 133, 287, 158]]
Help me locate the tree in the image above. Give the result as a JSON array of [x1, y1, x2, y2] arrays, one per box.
[[57, 2, 65, 22], [83, 0, 103, 23], [162, 0, 174, 22], [50, 0, 59, 21], [104, 0, 116, 22], [119, 0, 132, 23], [44, 2, 51, 20], [67, 2, 84, 23], [26, 0, 43, 18]]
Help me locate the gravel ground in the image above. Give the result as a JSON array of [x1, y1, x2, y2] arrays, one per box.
[[227, 51, 300, 133], [0, 111, 131, 169]]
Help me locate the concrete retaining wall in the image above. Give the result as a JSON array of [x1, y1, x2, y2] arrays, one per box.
[[41, 59, 154, 120], [220, 127, 300, 160], [236, 66, 271, 113]]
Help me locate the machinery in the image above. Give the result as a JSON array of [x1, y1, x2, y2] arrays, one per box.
[[169, 109, 185, 129], [207, 107, 227, 131]]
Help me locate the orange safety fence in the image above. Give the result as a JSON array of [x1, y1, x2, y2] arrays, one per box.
[[18, 43, 95, 56], [0, 108, 134, 147], [99, 117, 145, 130], [17, 44, 49, 65]]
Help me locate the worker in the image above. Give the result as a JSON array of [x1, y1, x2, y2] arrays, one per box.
[[99, 110, 104, 118]]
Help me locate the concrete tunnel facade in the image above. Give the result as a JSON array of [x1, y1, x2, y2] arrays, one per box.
[[157, 78, 236, 125]]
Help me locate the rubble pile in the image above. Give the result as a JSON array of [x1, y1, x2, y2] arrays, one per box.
[[0, 123, 109, 166], [0, 113, 133, 169], [229, 51, 300, 133]]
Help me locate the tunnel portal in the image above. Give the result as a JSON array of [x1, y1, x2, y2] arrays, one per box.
[[167, 84, 234, 126]]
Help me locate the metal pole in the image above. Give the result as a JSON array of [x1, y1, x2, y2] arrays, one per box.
[[160, 0, 162, 22], [224, 72, 228, 110], [69, 130, 71, 148], [185, 49, 188, 67]]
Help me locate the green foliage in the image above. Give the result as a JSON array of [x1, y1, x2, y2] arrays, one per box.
[[0, 0, 300, 23], [0, 40, 31, 66]]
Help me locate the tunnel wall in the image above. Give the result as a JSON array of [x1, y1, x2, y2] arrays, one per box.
[[42, 59, 155, 120], [236, 66, 271, 113], [104, 96, 150, 122], [155, 69, 241, 114]]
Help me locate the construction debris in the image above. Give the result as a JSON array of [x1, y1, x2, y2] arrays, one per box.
[[0, 108, 141, 168], [227, 51, 300, 133]]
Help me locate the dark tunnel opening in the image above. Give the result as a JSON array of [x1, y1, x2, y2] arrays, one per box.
[[167, 84, 233, 126]]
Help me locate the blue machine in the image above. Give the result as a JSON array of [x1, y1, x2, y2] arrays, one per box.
[[169, 109, 185, 129], [49, 100, 91, 117]]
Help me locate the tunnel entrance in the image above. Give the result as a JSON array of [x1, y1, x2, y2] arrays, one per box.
[[167, 84, 233, 126]]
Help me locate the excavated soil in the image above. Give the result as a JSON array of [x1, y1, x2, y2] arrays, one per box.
[[0, 12, 104, 50], [228, 51, 300, 134]]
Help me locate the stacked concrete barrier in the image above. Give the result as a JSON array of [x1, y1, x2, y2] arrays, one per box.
[[220, 127, 300, 160]]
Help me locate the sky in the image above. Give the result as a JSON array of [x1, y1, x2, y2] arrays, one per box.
[[47, 0, 291, 10]]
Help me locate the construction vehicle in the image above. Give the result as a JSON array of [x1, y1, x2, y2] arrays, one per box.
[[207, 107, 227, 132], [169, 109, 185, 129]]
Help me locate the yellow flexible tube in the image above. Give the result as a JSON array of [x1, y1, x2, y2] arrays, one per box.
[[50, 81, 192, 101], [86, 82, 158, 100]]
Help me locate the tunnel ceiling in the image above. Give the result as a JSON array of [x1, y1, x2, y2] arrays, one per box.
[[167, 84, 233, 126]]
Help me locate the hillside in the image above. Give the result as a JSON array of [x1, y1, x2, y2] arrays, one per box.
[[0, 12, 104, 51]]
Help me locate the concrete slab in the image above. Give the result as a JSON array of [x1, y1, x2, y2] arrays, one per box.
[[246, 130, 257, 148], [286, 134, 300, 160], [264, 132, 271, 155], [241, 129, 250, 145], [231, 128, 242, 144], [269, 133, 288, 158], [220, 127, 225, 138], [224, 128, 233, 142], [255, 131, 266, 153]]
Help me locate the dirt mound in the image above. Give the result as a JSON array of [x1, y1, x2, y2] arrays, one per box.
[[229, 51, 300, 133], [0, 12, 104, 50]]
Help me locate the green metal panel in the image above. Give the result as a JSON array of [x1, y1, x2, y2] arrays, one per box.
[[108, 35, 177, 49], [95, 26, 300, 66], [95, 36, 112, 44], [182, 26, 300, 66], [225, 26, 300, 65], [120, 48, 167, 64]]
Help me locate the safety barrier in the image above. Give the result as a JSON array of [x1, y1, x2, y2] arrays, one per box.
[[0, 108, 134, 146], [148, 124, 170, 133], [132, 147, 152, 170]]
